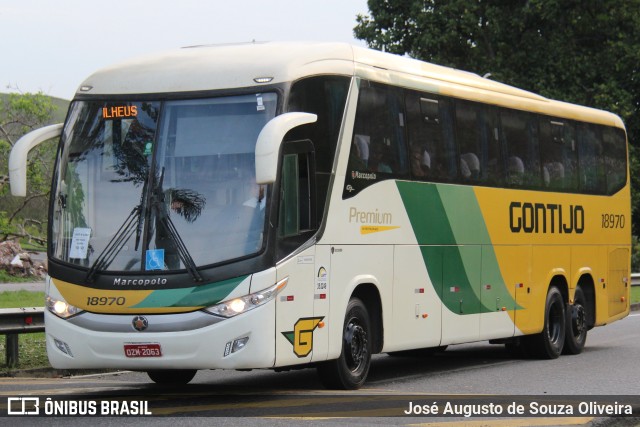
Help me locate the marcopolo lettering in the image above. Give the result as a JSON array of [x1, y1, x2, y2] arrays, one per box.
[[509, 202, 584, 234], [113, 277, 168, 286]]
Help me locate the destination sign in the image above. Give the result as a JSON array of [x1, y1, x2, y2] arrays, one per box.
[[102, 105, 138, 119]]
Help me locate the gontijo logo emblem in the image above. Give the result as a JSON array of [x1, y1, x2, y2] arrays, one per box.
[[282, 317, 324, 357]]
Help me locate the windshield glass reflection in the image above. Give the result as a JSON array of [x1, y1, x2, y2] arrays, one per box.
[[51, 93, 277, 273]]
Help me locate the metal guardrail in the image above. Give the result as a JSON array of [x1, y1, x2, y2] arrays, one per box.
[[0, 307, 45, 367], [631, 273, 640, 287]]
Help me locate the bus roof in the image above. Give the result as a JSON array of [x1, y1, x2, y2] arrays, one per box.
[[77, 41, 624, 128]]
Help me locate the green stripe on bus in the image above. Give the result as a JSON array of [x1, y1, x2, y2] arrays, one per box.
[[131, 275, 248, 309], [396, 181, 519, 314]]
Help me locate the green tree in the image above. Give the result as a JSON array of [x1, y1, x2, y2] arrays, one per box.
[[355, 0, 640, 235], [0, 92, 58, 246]]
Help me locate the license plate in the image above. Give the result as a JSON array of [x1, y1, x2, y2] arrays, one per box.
[[124, 343, 162, 358]]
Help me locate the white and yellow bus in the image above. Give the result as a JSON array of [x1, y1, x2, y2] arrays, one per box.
[[9, 42, 630, 389]]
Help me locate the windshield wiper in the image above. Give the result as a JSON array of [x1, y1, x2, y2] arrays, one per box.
[[85, 205, 141, 283], [84, 168, 203, 283], [151, 168, 203, 282]]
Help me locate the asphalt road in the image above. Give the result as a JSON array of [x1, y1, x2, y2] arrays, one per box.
[[0, 281, 45, 293], [1, 313, 639, 426]]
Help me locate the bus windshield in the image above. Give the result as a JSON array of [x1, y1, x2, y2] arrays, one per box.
[[51, 93, 277, 274]]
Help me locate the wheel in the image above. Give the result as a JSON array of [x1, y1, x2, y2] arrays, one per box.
[[523, 286, 566, 359], [563, 287, 588, 355], [317, 297, 372, 389], [147, 369, 197, 385]]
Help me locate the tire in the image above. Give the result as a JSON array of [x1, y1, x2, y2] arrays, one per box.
[[563, 287, 588, 355], [523, 286, 566, 359], [147, 369, 197, 385], [317, 297, 372, 390]]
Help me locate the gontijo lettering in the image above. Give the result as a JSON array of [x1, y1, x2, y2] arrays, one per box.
[[509, 201, 584, 234]]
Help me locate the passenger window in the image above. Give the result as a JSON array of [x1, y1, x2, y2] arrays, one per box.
[[539, 119, 578, 191], [343, 82, 408, 199], [502, 110, 541, 188], [577, 124, 606, 193], [455, 101, 502, 185], [455, 102, 481, 182], [603, 127, 627, 194], [405, 91, 457, 182], [480, 108, 504, 186]]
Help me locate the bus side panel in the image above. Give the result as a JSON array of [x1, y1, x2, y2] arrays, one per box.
[[274, 246, 316, 368], [607, 247, 630, 318], [389, 245, 442, 352], [440, 245, 481, 345], [527, 245, 571, 332], [326, 244, 393, 359], [311, 245, 332, 362], [480, 244, 519, 339], [594, 245, 610, 325]]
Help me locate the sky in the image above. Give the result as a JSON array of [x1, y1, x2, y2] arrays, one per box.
[[0, 0, 369, 100]]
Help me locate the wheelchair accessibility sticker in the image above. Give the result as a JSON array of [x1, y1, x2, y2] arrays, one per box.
[[145, 249, 164, 271]]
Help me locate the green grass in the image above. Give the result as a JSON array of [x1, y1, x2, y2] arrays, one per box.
[[0, 291, 48, 372], [0, 333, 49, 371], [0, 290, 45, 308], [19, 242, 46, 251], [631, 286, 640, 304], [0, 270, 38, 283]]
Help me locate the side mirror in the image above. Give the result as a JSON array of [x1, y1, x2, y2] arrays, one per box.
[[255, 112, 317, 184], [9, 123, 63, 196]]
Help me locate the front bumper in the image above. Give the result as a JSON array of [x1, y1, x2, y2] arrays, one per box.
[[45, 300, 276, 370]]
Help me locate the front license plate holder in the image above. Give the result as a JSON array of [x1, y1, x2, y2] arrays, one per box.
[[124, 343, 162, 358]]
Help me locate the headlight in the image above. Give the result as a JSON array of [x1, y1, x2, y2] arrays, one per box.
[[204, 277, 288, 318], [46, 296, 82, 319]]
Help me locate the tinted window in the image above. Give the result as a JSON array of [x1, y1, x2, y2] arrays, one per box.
[[342, 81, 627, 198], [343, 81, 408, 198], [502, 111, 540, 188], [455, 101, 503, 186], [405, 91, 457, 182], [603, 127, 627, 194], [539, 119, 578, 191], [577, 123, 606, 193]]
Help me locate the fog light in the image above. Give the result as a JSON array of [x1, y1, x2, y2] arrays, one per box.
[[232, 337, 249, 353], [223, 336, 250, 357], [54, 338, 73, 356]]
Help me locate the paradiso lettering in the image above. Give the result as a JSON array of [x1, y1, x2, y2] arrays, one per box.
[[102, 105, 138, 119], [509, 201, 585, 234]]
